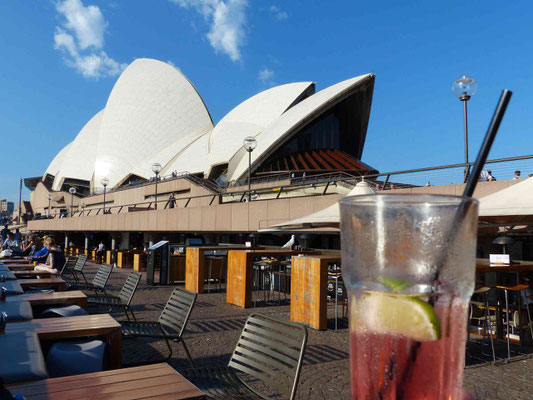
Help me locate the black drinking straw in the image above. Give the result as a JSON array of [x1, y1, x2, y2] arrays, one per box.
[[434, 89, 513, 282], [395, 90, 513, 399]]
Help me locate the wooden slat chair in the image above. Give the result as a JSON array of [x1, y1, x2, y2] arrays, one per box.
[[184, 313, 308, 400], [71, 254, 89, 283], [121, 287, 197, 367], [87, 271, 142, 321], [67, 264, 112, 295]]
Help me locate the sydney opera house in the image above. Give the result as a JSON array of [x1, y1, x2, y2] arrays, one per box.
[[41, 58, 376, 193], [23, 58, 380, 246]]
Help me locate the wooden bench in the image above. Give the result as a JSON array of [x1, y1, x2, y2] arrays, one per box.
[[7, 363, 205, 399]]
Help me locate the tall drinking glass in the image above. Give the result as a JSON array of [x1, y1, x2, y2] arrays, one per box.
[[340, 194, 478, 400]]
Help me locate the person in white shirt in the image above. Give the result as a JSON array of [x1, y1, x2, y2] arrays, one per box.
[[97, 241, 105, 264], [513, 170, 521, 180], [2, 232, 20, 250]]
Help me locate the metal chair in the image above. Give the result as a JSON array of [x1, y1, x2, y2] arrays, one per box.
[[467, 287, 496, 363], [87, 271, 142, 320], [121, 287, 197, 366], [67, 264, 112, 295], [71, 254, 89, 283], [184, 313, 308, 400], [497, 284, 533, 361]]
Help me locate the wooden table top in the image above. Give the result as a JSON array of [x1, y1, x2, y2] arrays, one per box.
[[5, 264, 35, 270], [8, 363, 205, 400], [1, 259, 30, 264], [188, 245, 265, 251], [7, 290, 87, 306], [13, 270, 53, 278], [476, 259, 533, 273], [6, 314, 120, 339], [18, 277, 66, 286], [230, 249, 321, 256]]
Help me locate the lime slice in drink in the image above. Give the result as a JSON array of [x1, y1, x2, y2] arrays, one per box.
[[378, 277, 410, 292], [356, 292, 441, 341]]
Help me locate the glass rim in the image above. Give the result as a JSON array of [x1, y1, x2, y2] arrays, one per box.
[[340, 193, 479, 207]]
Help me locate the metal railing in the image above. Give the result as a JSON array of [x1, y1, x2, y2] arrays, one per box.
[[30, 154, 533, 221]]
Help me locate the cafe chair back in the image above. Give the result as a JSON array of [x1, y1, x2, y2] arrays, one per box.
[[184, 313, 308, 400], [121, 287, 197, 367]]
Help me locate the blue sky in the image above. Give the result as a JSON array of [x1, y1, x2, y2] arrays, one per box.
[[1, 0, 532, 202]]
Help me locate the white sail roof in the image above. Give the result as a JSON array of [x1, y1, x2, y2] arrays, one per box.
[[93, 58, 213, 188], [52, 110, 104, 190], [206, 82, 314, 175], [44, 141, 72, 178], [228, 74, 374, 182]]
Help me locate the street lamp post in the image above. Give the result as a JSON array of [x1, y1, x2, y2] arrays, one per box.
[[242, 136, 257, 202], [101, 178, 109, 214], [152, 163, 162, 210], [68, 187, 76, 217], [47, 194, 52, 217], [452, 75, 477, 182], [18, 178, 22, 225]]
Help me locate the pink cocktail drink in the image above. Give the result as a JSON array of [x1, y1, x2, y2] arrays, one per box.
[[350, 294, 468, 399], [340, 195, 478, 400]]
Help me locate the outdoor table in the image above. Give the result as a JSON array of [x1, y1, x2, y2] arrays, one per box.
[[18, 277, 67, 292], [290, 255, 340, 330], [13, 270, 53, 279], [476, 259, 533, 341], [8, 363, 205, 399], [185, 246, 263, 294], [6, 314, 122, 369], [7, 290, 88, 309], [1, 259, 30, 264], [226, 249, 320, 308], [4, 263, 35, 270], [1, 280, 24, 295], [0, 300, 33, 321], [0, 332, 48, 384]]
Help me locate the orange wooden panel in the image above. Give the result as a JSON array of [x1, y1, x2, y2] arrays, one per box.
[[185, 248, 205, 293], [290, 255, 331, 330], [106, 250, 112, 265], [117, 252, 124, 268], [226, 251, 252, 308]]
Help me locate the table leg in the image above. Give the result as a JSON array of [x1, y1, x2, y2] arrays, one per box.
[[107, 329, 122, 369]]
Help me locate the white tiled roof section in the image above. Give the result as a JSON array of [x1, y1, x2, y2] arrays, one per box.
[[44, 142, 72, 178], [206, 82, 314, 175], [163, 131, 210, 175], [228, 74, 374, 182], [52, 110, 104, 191], [93, 58, 213, 188]]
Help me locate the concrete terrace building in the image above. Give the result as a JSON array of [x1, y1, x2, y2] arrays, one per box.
[[26, 58, 378, 247]]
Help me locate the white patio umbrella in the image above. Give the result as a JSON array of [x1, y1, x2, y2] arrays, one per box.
[[262, 180, 377, 231], [479, 177, 533, 224]]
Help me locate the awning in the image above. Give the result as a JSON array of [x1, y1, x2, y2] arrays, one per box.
[[261, 180, 376, 231], [479, 177, 533, 223]]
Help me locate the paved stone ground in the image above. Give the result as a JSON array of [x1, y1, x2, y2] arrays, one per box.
[[84, 262, 532, 399]]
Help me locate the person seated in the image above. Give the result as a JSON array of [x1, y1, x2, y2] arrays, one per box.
[[34, 238, 65, 273], [2, 232, 20, 250], [27, 237, 51, 263], [11, 235, 43, 257]]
